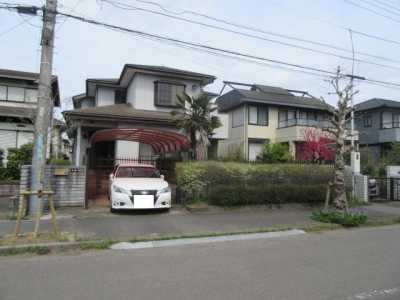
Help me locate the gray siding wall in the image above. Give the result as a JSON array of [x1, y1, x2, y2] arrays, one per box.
[[355, 110, 381, 145], [20, 165, 86, 207]]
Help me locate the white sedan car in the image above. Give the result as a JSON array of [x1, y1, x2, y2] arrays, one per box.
[[109, 164, 171, 212]]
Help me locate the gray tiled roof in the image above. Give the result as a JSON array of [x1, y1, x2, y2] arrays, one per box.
[[216, 85, 328, 112], [355, 98, 400, 111], [122, 64, 216, 81], [64, 103, 174, 123]]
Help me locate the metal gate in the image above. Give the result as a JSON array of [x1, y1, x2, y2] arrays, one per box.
[[368, 177, 400, 201]]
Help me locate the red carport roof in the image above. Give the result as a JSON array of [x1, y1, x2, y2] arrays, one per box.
[[89, 128, 190, 154]]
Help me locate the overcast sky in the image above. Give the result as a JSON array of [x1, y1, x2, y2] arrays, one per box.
[[1, 0, 400, 113]]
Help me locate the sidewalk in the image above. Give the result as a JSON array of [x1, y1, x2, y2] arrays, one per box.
[[0, 203, 398, 240]]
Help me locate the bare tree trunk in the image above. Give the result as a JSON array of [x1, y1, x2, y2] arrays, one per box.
[[333, 125, 348, 212], [190, 130, 197, 160]]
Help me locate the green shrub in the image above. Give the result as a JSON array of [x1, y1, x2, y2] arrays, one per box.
[[4, 143, 33, 180], [176, 161, 333, 205], [311, 210, 368, 227], [258, 143, 291, 163], [48, 158, 71, 165]]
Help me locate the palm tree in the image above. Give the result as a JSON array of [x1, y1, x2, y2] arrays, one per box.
[[171, 93, 221, 160]]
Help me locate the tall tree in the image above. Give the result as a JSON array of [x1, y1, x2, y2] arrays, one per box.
[[171, 93, 221, 160], [323, 67, 357, 212]]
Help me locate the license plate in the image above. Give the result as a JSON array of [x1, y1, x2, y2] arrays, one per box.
[[133, 195, 154, 209]]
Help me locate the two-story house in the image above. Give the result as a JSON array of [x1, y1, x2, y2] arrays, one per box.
[[0, 68, 60, 162], [216, 83, 334, 161], [64, 64, 216, 168], [354, 98, 400, 161]]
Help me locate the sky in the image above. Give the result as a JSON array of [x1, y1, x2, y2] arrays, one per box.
[[1, 0, 400, 115]]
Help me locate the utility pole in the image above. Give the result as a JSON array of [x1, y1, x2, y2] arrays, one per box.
[[29, 0, 57, 213]]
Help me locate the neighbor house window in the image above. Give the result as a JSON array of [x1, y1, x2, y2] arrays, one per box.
[[0, 85, 38, 102], [115, 89, 127, 104], [248, 105, 268, 126], [7, 87, 25, 102], [25, 89, 38, 102], [393, 114, 400, 128], [232, 106, 244, 128], [154, 82, 185, 107], [363, 115, 372, 128], [0, 85, 6, 100]]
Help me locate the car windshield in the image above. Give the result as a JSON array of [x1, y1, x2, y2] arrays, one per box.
[[116, 167, 160, 178]]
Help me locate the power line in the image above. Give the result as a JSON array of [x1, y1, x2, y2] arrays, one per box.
[[343, 0, 400, 23], [2, 3, 400, 91], [54, 9, 400, 90], [375, 0, 400, 13], [359, 0, 400, 17], [0, 14, 34, 38], [101, 0, 400, 66], [57, 0, 83, 30]]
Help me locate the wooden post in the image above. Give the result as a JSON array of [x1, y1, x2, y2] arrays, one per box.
[[33, 193, 42, 238], [324, 181, 333, 211], [48, 193, 59, 237], [14, 194, 26, 237]]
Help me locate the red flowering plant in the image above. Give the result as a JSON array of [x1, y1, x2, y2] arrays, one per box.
[[299, 128, 334, 163]]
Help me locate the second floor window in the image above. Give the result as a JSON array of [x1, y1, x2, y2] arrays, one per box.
[[248, 105, 268, 126], [115, 90, 127, 104], [363, 115, 372, 127], [0, 85, 38, 103], [154, 82, 185, 107]]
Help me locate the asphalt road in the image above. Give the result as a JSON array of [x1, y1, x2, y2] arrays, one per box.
[[1, 225, 400, 300]]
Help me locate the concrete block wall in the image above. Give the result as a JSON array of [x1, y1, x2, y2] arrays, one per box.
[[20, 165, 86, 207], [354, 174, 369, 203], [0, 181, 19, 197]]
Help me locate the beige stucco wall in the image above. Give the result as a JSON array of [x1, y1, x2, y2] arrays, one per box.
[[217, 106, 245, 158]]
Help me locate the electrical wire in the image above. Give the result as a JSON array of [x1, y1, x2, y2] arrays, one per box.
[[55, 9, 400, 90], [343, 0, 400, 23], [0, 14, 34, 38], [101, 0, 400, 66]]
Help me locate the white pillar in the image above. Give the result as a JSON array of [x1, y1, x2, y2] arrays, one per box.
[[75, 124, 81, 166]]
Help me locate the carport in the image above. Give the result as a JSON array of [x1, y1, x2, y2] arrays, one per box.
[[90, 128, 191, 154], [86, 128, 191, 207]]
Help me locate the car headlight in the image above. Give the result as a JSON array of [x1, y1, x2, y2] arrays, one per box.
[[157, 186, 171, 194], [113, 185, 131, 196]]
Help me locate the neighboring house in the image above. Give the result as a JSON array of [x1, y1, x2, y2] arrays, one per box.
[[51, 119, 71, 159], [0, 68, 60, 162], [64, 64, 216, 167], [354, 98, 400, 161], [216, 83, 338, 161]]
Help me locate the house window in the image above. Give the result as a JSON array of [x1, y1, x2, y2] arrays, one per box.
[[393, 114, 400, 128], [232, 106, 244, 128], [154, 82, 185, 107], [115, 90, 127, 104], [0, 85, 6, 100], [25, 89, 38, 102], [248, 105, 268, 126], [0, 85, 38, 102], [7, 87, 25, 102], [363, 115, 372, 128]]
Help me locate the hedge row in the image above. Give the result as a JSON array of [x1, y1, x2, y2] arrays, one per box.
[[176, 161, 333, 206]]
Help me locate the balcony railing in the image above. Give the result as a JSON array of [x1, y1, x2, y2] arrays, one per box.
[[381, 121, 400, 129], [278, 118, 331, 129]]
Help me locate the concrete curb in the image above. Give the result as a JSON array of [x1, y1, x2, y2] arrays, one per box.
[[0, 240, 106, 253], [111, 229, 306, 250]]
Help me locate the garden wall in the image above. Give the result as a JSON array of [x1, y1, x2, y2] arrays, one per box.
[[176, 161, 334, 206], [0, 181, 19, 197], [20, 165, 86, 207]]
